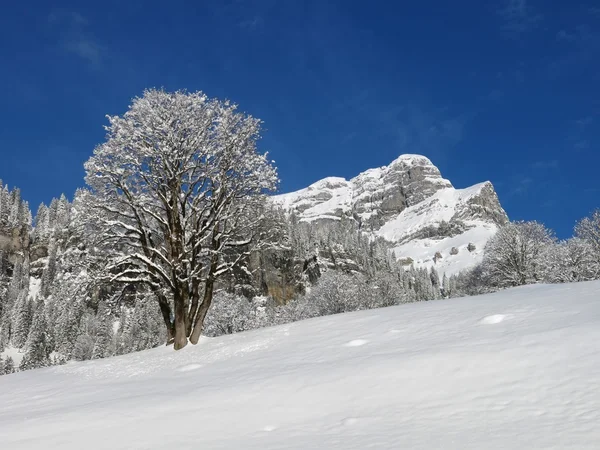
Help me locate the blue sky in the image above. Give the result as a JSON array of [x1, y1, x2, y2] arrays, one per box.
[[0, 0, 598, 237]]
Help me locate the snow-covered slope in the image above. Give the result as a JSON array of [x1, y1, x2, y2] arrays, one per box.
[[274, 176, 353, 222], [382, 181, 501, 275], [273, 154, 508, 276], [2, 281, 600, 449]]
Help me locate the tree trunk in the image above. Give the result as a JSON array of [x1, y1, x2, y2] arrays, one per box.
[[189, 278, 215, 345], [156, 293, 174, 344], [187, 288, 200, 337], [173, 292, 188, 350]]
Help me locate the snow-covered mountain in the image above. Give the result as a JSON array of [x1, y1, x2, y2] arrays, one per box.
[[273, 154, 508, 275], [2, 281, 600, 449]]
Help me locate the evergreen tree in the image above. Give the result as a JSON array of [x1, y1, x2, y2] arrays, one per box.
[[8, 188, 22, 226], [33, 203, 50, 243], [575, 209, 600, 270], [20, 305, 52, 370], [40, 240, 58, 298], [91, 306, 113, 360], [72, 334, 95, 361], [55, 194, 71, 230], [441, 273, 449, 298], [0, 181, 7, 228], [53, 295, 84, 358], [430, 268, 441, 299], [2, 355, 15, 374], [0, 312, 11, 351], [11, 292, 32, 348], [47, 197, 59, 232]]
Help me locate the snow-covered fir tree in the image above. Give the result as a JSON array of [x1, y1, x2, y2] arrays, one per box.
[[2, 355, 15, 375], [20, 303, 52, 370]]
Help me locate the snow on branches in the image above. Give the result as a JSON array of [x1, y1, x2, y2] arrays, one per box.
[[84, 89, 278, 349]]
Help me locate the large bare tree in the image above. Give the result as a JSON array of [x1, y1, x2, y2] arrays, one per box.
[[84, 89, 278, 349]]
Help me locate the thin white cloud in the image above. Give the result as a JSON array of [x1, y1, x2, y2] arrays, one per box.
[[48, 10, 105, 67], [556, 25, 593, 44], [48, 11, 87, 27], [485, 89, 505, 102], [329, 90, 470, 162], [556, 30, 576, 42], [531, 160, 559, 170], [64, 39, 103, 66], [211, 0, 275, 32], [510, 176, 533, 196], [379, 105, 470, 161], [567, 117, 595, 152], [240, 15, 265, 31], [575, 116, 593, 129], [497, 0, 542, 38], [550, 24, 599, 78]]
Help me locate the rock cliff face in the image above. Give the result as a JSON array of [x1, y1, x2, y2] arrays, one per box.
[[273, 154, 508, 276], [0, 226, 29, 265]]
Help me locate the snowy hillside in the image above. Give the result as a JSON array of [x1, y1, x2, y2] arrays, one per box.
[[2, 281, 600, 449], [273, 154, 508, 276], [383, 182, 500, 275]]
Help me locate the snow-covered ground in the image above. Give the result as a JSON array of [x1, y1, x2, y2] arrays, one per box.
[[28, 276, 42, 301], [392, 223, 497, 276], [0, 345, 25, 367], [2, 281, 600, 449]]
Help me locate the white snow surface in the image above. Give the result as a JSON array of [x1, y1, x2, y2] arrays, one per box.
[[0, 345, 25, 366], [28, 276, 41, 301], [273, 176, 353, 222], [2, 281, 600, 449], [392, 223, 497, 276]]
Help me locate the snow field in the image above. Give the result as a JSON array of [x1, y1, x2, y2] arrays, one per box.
[[1, 281, 600, 449]]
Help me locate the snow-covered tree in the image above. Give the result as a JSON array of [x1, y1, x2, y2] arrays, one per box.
[[40, 240, 58, 298], [0, 313, 11, 350], [83, 89, 278, 349], [543, 238, 599, 283], [20, 304, 52, 370], [8, 188, 22, 226], [91, 305, 113, 359], [118, 299, 166, 353], [2, 355, 15, 375], [203, 291, 253, 337], [575, 209, 600, 268], [481, 221, 555, 288], [11, 292, 32, 348], [33, 203, 50, 243], [0, 182, 7, 228], [72, 334, 95, 361], [55, 194, 71, 230]]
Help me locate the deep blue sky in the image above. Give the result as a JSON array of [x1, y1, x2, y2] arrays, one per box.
[[0, 0, 598, 237]]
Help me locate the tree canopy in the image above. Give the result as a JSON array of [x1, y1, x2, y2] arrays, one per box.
[[84, 89, 278, 349]]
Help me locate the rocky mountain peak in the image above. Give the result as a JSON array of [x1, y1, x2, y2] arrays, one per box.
[[350, 154, 453, 229], [273, 154, 508, 275]]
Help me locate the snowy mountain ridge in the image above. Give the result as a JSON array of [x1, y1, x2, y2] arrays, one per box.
[[273, 154, 508, 275]]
